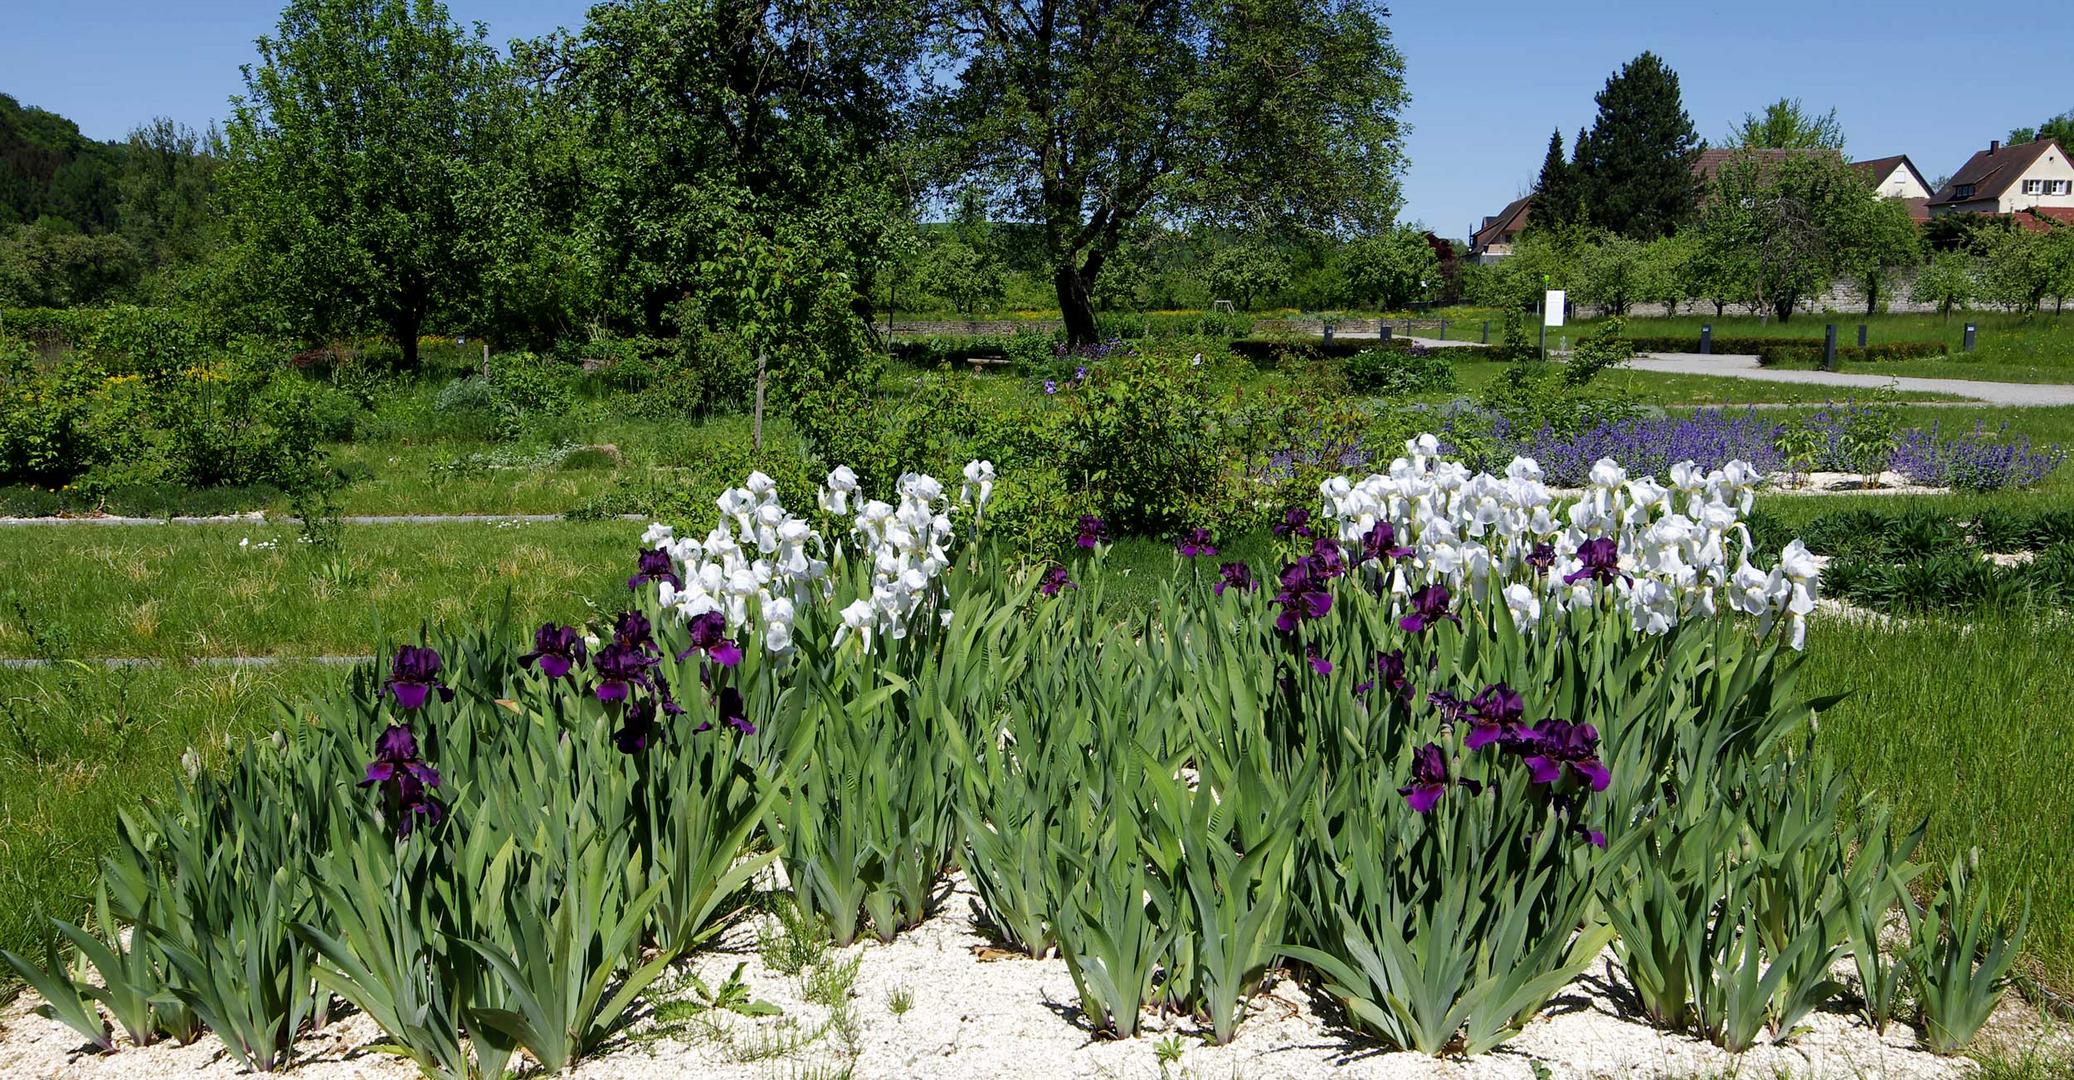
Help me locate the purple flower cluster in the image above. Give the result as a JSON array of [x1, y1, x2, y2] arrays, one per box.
[[1272, 539, 1346, 632], [361, 721, 442, 837], [1399, 584, 1459, 633], [1214, 561, 1256, 596], [385, 646, 453, 710], [1501, 410, 1786, 487], [1891, 421, 2065, 492], [628, 547, 682, 591], [1403, 677, 1612, 846], [1564, 537, 1628, 586], [1075, 515, 1108, 549], [1039, 564, 1075, 596], [1176, 527, 1217, 557], [520, 623, 586, 679], [676, 611, 743, 668]]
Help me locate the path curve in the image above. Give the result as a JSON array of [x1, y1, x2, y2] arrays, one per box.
[[1624, 352, 2074, 407]]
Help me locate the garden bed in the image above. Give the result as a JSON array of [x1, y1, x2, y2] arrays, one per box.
[[2, 876, 2061, 1079]]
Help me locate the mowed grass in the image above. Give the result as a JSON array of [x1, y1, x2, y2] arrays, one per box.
[[1593, 311, 2074, 385], [1803, 611, 2074, 993], [0, 661, 349, 962], [0, 520, 641, 659]]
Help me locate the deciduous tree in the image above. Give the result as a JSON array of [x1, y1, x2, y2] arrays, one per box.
[[926, 0, 1408, 344]]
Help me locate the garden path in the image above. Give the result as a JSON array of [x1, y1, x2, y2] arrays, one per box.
[[1623, 352, 2074, 407]]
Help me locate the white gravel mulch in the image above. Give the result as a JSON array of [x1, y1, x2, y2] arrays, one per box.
[[3, 875, 2065, 1080]]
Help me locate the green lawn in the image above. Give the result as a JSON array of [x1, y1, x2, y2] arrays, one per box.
[[0, 520, 641, 659], [1598, 312, 2074, 385], [0, 661, 349, 964], [1803, 611, 2074, 992]]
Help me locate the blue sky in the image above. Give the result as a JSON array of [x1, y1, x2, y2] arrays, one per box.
[[6, 1, 2072, 242]]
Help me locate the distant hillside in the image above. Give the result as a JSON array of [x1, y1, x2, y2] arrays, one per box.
[[0, 92, 126, 233]]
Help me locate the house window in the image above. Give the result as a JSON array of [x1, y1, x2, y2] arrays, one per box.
[[2024, 179, 2045, 195], [1956, 184, 1976, 198], [2054, 180, 2073, 196]]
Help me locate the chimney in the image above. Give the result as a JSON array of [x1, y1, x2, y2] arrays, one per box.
[[1990, 140, 2001, 155]]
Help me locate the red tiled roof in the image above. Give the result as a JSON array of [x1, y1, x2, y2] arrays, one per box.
[[2012, 206, 2074, 233], [1471, 194, 1533, 251]]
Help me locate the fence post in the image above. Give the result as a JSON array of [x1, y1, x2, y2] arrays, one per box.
[[1439, 318, 1448, 341], [1481, 320, 1490, 344], [1963, 323, 1977, 352], [1700, 324, 1712, 355], [1857, 323, 1868, 348], [1824, 324, 1837, 371]]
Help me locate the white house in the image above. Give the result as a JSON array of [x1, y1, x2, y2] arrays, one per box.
[[1928, 139, 2074, 216], [1851, 154, 1933, 221]]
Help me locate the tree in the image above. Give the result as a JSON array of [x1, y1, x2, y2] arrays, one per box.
[[1527, 128, 1583, 234], [1574, 233, 1646, 315], [1574, 52, 1704, 239], [1729, 97, 1846, 151], [1694, 151, 1866, 321], [918, 236, 1004, 315], [224, 0, 521, 366], [2009, 110, 2074, 149], [2044, 227, 2074, 315], [0, 221, 140, 307], [926, 0, 1408, 344], [1912, 250, 1977, 319], [118, 118, 222, 270], [1341, 226, 1438, 310], [1637, 233, 1696, 315], [1984, 228, 2056, 314], [1837, 195, 1922, 314], [1203, 243, 1290, 311]]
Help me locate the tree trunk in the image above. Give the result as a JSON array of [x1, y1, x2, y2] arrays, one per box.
[[1056, 263, 1098, 346], [1773, 296, 1795, 322], [752, 346, 768, 453], [392, 309, 423, 370]]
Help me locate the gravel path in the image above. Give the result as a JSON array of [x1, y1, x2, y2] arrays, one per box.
[[1624, 353, 2074, 406]]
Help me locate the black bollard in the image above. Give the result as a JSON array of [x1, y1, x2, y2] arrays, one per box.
[[1824, 324, 1837, 370], [1380, 324, 1392, 343], [1481, 320, 1490, 344], [1700, 325, 1712, 355], [1964, 323, 1977, 352], [1858, 324, 1868, 348]]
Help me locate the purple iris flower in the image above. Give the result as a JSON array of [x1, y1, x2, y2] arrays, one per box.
[[385, 646, 454, 710], [1043, 379, 1058, 395], [628, 547, 682, 591], [614, 698, 660, 754], [1272, 507, 1314, 540], [1553, 793, 1608, 848], [1373, 649, 1413, 699], [1039, 564, 1075, 596], [1398, 742, 1482, 813], [1426, 689, 1470, 724], [1177, 527, 1217, 557], [1309, 537, 1347, 579], [359, 724, 443, 837], [1399, 584, 1460, 633], [1563, 537, 1629, 586], [614, 610, 660, 656], [1272, 558, 1335, 632], [1464, 683, 1530, 751], [1525, 542, 1557, 576], [592, 642, 658, 703], [1214, 561, 1257, 595], [1075, 515, 1108, 548], [675, 611, 743, 668], [718, 686, 754, 735], [1361, 521, 1415, 564], [520, 623, 586, 680], [1522, 719, 1612, 792], [1075, 365, 1088, 381], [1307, 647, 1332, 676]]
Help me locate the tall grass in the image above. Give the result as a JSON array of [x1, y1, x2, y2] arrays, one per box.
[[1803, 612, 2074, 991], [0, 662, 348, 964]]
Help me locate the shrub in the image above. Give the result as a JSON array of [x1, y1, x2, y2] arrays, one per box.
[[1345, 344, 1456, 396]]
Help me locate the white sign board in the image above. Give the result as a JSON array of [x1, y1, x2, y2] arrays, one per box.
[[1543, 290, 1566, 328]]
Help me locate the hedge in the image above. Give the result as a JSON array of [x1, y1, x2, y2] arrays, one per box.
[[1620, 335, 1947, 366], [1230, 335, 1470, 363]]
